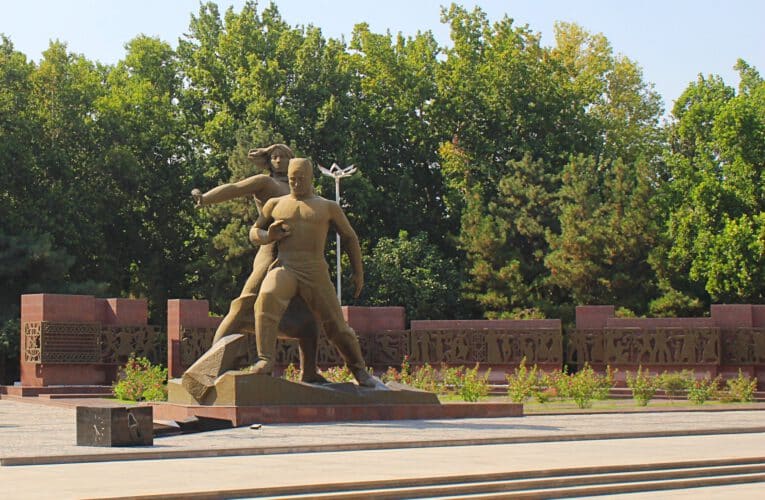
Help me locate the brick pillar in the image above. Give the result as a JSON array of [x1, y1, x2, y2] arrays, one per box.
[[711, 304, 753, 328], [167, 299, 221, 378], [341, 306, 406, 334], [575, 305, 615, 330], [20, 294, 97, 386], [96, 298, 148, 326]]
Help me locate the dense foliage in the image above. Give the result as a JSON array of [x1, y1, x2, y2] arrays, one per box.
[[1, 2, 763, 380]]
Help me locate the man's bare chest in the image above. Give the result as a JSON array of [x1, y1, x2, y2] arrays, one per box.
[[272, 199, 327, 224]]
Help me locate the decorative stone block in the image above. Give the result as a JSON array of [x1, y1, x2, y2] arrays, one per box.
[[21, 294, 96, 323], [96, 298, 148, 326], [76, 406, 153, 447], [342, 306, 406, 334], [575, 305, 615, 330], [181, 334, 248, 400]]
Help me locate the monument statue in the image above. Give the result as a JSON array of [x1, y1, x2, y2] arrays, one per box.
[[186, 144, 327, 385], [249, 158, 383, 389], [181, 152, 385, 401]]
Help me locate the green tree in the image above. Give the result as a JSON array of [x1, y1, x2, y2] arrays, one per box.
[[342, 23, 448, 248], [655, 62, 765, 306], [92, 35, 192, 319], [435, 6, 580, 318], [362, 231, 461, 320], [436, 7, 664, 319], [546, 156, 659, 314], [0, 38, 109, 380], [551, 22, 664, 164]]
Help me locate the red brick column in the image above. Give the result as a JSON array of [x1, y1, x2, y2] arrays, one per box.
[[19, 294, 154, 387], [95, 298, 148, 326], [167, 299, 222, 378], [575, 305, 615, 329], [19, 293, 97, 387], [712, 304, 765, 389], [342, 306, 406, 334]]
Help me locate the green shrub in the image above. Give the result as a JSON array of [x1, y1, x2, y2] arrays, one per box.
[[506, 357, 539, 403], [440, 364, 463, 393], [597, 366, 617, 400], [535, 370, 566, 403], [382, 359, 441, 393], [384, 359, 492, 401], [401, 355, 413, 385], [410, 363, 442, 393], [626, 366, 658, 406], [112, 355, 168, 402], [549, 367, 571, 399], [687, 374, 720, 405], [458, 364, 491, 402], [659, 370, 693, 401], [282, 362, 301, 382], [534, 385, 556, 403], [319, 365, 355, 383], [724, 370, 757, 402], [438, 364, 490, 401], [381, 365, 402, 384], [566, 363, 613, 409]]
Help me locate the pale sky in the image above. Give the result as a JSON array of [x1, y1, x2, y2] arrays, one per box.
[[2, 1, 763, 114]]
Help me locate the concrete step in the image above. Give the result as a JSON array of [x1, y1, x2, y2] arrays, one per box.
[[2, 385, 113, 397], [453, 473, 765, 499], [37, 393, 113, 399], [138, 457, 765, 499]]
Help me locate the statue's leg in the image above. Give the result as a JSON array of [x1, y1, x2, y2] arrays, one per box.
[[298, 333, 328, 384], [212, 246, 274, 344], [212, 294, 255, 345], [253, 267, 297, 375], [279, 296, 327, 383], [308, 281, 383, 388]]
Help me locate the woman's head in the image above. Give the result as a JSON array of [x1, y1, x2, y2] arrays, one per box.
[[267, 144, 294, 174]]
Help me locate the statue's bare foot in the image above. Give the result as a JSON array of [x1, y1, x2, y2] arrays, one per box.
[[352, 369, 389, 390], [301, 371, 329, 384], [251, 359, 273, 375]]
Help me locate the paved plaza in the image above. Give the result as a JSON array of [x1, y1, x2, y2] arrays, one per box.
[[1, 398, 765, 498]]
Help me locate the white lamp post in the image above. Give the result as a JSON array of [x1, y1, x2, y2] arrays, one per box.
[[318, 162, 357, 303]]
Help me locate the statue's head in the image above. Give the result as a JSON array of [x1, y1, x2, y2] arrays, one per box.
[[268, 144, 294, 174], [287, 158, 314, 199]]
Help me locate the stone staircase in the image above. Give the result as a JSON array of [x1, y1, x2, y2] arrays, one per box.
[[197, 457, 765, 499], [1, 385, 113, 399]]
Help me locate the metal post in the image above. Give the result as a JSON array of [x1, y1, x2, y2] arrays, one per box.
[[335, 177, 341, 302], [318, 163, 358, 305]]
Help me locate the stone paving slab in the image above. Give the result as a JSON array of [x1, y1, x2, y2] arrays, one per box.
[[2, 434, 765, 499], [2, 398, 765, 464]]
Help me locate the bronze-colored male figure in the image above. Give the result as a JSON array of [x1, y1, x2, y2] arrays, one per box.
[[250, 158, 381, 388], [189, 144, 326, 383]]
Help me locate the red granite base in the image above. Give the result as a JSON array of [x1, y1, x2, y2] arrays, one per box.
[[150, 402, 523, 426], [2, 385, 113, 397]]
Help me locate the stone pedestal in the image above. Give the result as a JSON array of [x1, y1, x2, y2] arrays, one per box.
[[156, 374, 522, 425], [168, 372, 439, 406], [76, 406, 153, 447]]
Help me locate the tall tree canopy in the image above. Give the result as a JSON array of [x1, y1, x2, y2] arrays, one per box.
[[655, 61, 765, 309], [1, 1, 762, 382]]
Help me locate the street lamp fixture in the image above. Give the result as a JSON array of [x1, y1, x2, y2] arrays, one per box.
[[318, 162, 357, 303]]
